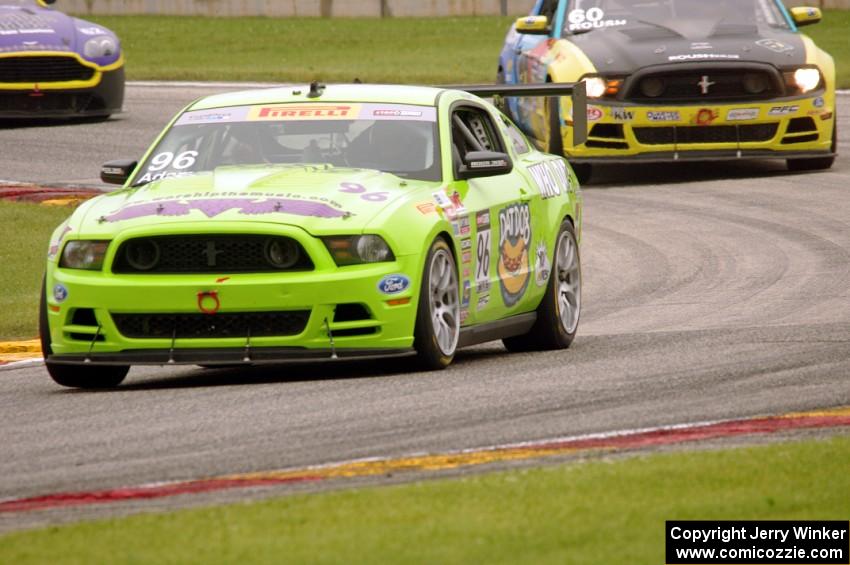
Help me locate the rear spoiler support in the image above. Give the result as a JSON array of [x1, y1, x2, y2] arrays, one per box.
[[441, 81, 587, 147]]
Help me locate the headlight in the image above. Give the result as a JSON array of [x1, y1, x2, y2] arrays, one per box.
[[84, 36, 118, 59], [60, 241, 110, 271], [793, 68, 822, 93], [582, 76, 623, 99], [584, 77, 607, 98], [322, 235, 395, 266], [784, 67, 822, 94]]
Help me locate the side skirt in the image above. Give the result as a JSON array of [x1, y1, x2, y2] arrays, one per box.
[[458, 312, 537, 348]]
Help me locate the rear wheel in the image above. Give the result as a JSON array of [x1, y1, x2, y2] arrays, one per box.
[[787, 117, 837, 172], [504, 221, 581, 352], [413, 238, 460, 370], [571, 163, 593, 185], [39, 277, 129, 389]]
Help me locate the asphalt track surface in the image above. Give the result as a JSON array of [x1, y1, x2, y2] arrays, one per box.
[[1, 85, 849, 527]]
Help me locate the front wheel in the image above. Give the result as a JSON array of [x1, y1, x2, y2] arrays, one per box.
[[413, 238, 460, 370], [39, 277, 129, 389], [504, 221, 581, 352]]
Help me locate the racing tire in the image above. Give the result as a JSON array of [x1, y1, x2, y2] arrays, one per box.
[[503, 220, 581, 352], [413, 238, 460, 370], [787, 117, 837, 172], [39, 277, 129, 389], [571, 163, 593, 185]]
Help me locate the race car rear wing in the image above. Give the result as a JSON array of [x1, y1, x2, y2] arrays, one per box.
[[442, 81, 588, 147]]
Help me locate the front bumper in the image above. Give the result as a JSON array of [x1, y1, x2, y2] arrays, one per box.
[[0, 66, 124, 118], [45, 223, 421, 365], [560, 92, 835, 163]]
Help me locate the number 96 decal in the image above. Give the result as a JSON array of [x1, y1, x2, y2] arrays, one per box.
[[136, 151, 199, 184]]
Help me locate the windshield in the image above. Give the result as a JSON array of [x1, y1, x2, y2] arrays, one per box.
[[564, 0, 790, 36], [133, 102, 441, 186]]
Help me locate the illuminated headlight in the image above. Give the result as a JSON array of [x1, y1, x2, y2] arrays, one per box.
[[84, 36, 118, 59], [323, 235, 394, 266], [793, 68, 822, 93], [60, 241, 110, 271], [584, 77, 607, 98]]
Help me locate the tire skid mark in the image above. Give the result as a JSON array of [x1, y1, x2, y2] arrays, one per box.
[[2, 407, 849, 515], [593, 188, 850, 329]]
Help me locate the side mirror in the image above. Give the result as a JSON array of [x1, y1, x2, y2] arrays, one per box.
[[101, 160, 137, 185], [515, 15, 550, 35], [791, 6, 822, 27], [458, 151, 513, 180]]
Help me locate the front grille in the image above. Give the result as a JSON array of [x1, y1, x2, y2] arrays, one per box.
[[633, 124, 779, 145], [112, 311, 311, 339], [112, 235, 314, 274], [628, 70, 781, 103], [786, 117, 817, 134], [0, 92, 95, 113], [0, 56, 95, 83]]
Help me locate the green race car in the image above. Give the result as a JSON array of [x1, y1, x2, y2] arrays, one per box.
[[41, 82, 586, 388]]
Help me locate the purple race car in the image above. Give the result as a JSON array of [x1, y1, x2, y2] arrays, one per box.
[[0, 0, 123, 118]]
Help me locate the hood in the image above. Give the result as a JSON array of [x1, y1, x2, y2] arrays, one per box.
[[568, 24, 806, 74], [0, 3, 76, 52], [78, 165, 436, 238]]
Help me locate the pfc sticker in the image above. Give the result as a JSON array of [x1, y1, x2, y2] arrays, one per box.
[[497, 203, 531, 308], [378, 274, 410, 295], [768, 105, 799, 116], [476, 211, 491, 294], [534, 242, 551, 288]]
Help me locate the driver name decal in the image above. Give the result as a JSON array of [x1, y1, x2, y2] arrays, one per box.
[[497, 203, 531, 308], [528, 160, 570, 200]]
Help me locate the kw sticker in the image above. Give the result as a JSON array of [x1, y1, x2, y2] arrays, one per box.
[[498, 203, 531, 307]]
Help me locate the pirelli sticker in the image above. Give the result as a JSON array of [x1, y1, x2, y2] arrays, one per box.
[[176, 103, 437, 126], [249, 104, 360, 121]]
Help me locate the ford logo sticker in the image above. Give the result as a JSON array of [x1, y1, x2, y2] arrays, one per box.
[[378, 274, 410, 295]]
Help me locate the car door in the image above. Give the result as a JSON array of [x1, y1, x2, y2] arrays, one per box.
[[445, 103, 541, 326]]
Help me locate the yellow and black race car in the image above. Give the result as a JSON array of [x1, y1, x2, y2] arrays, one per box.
[[498, 0, 836, 182], [0, 0, 124, 119]]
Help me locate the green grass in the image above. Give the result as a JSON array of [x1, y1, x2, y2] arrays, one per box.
[[1, 436, 848, 564], [89, 16, 514, 84], [78, 12, 850, 87], [0, 202, 69, 340]]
